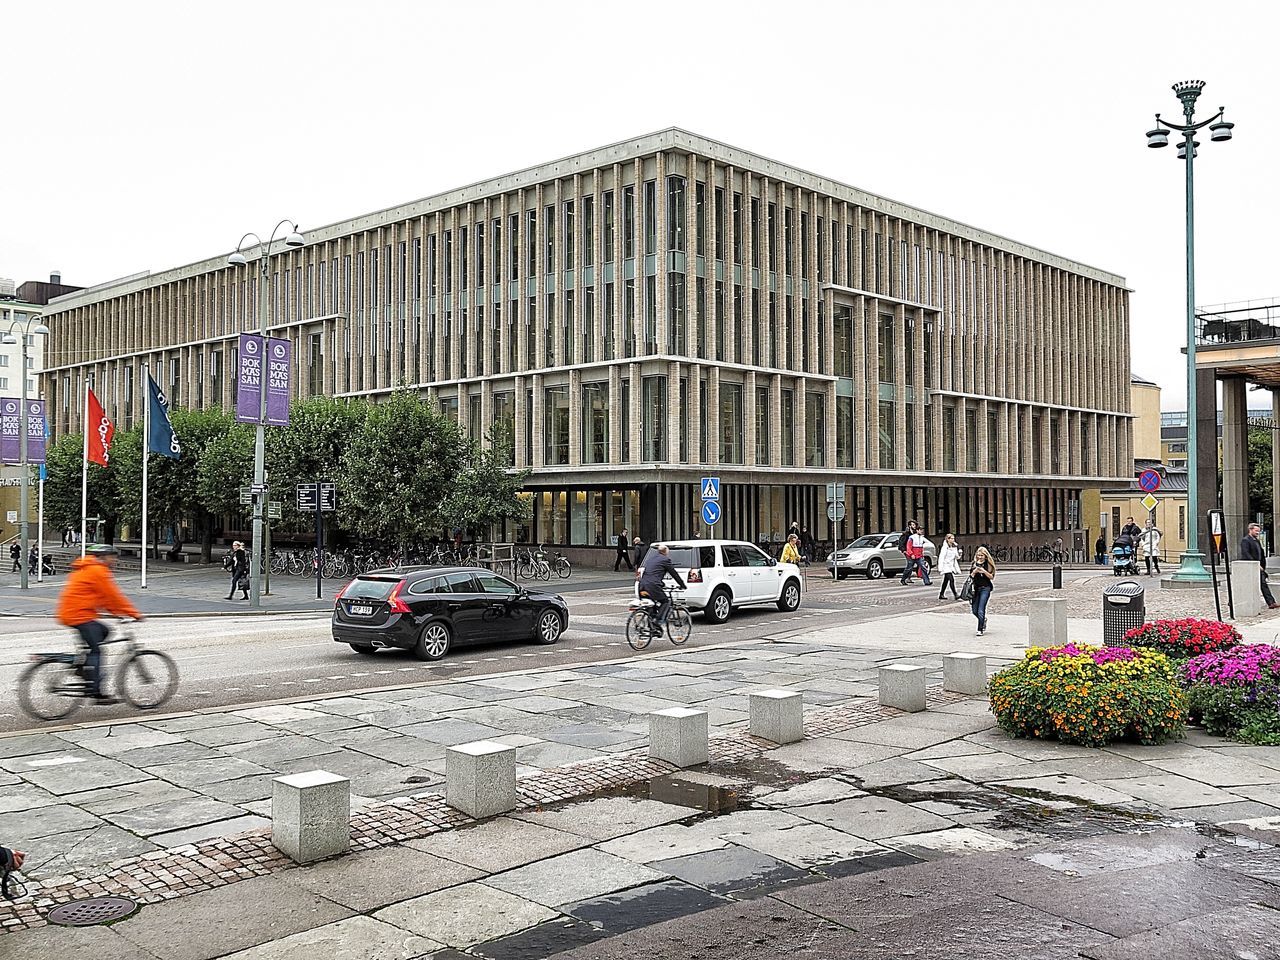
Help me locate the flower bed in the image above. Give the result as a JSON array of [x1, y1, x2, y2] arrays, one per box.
[[988, 644, 1186, 747], [1183, 644, 1280, 745], [1123, 618, 1241, 660]]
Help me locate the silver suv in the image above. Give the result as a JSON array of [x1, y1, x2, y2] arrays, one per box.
[[826, 532, 938, 580]]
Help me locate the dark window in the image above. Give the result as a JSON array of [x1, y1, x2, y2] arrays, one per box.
[[698, 545, 717, 568], [344, 577, 401, 600], [408, 577, 445, 596], [745, 546, 771, 567], [721, 545, 749, 567], [445, 573, 480, 593], [476, 573, 519, 596]]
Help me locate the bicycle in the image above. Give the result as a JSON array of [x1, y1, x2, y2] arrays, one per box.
[[546, 548, 572, 579], [626, 589, 693, 651], [17, 621, 179, 721]]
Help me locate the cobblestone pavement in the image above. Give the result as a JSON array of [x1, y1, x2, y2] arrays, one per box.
[[6, 613, 1280, 957]]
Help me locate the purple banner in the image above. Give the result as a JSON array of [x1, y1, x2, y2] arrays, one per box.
[[265, 337, 291, 427], [26, 400, 46, 465], [235, 333, 263, 425], [0, 398, 18, 464]]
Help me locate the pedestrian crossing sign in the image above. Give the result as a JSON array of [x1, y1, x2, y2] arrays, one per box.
[[700, 476, 720, 501]]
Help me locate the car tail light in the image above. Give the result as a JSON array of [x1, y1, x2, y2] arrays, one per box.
[[334, 580, 353, 608], [688, 568, 703, 583], [387, 580, 411, 615]]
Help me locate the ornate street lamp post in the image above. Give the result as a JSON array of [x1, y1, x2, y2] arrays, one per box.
[[1146, 81, 1234, 583], [2, 317, 50, 590], [228, 220, 304, 608]]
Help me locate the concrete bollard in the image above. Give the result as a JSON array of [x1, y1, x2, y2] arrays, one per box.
[[1231, 560, 1265, 619], [446, 740, 517, 819], [749, 689, 804, 744], [879, 663, 927, 713], [272, 770, 350, 864], [649, 707, 709, 768], [943, 653, 988, 695], [1027, 597, 1069, 647]]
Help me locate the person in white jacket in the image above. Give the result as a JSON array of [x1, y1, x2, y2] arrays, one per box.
[[1140, 520, 1163, 576], [937, 533, 962, 600]]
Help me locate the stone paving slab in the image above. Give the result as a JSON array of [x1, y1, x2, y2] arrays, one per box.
[[220, 915, 441, 960], [486, 848, 668, 907], [274, 844, 483, 912], [407, 817, 590, 873], [113, 873, 353, 960], [373, 882, 558, 949]]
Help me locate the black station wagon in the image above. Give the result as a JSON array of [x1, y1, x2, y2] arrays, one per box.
[[332, 567, 569, 660]]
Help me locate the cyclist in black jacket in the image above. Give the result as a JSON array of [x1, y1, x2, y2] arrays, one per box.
[[637, 544, 687, 632]]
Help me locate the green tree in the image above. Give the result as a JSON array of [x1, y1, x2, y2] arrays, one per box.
[[444, 422, 532, 539], [43, 433, 118, 542], [196, 424, 256, 520], [339, 389, 464, 550], [1248, 426, 1273, 531], [267, 395, 368, 535]]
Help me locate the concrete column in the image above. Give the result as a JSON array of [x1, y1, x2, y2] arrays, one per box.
[[1273, 391, 1280, 556], [1222, 377, 1249, 545]]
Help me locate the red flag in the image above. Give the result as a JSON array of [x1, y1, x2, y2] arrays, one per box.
[[87, 389, 114, 466]]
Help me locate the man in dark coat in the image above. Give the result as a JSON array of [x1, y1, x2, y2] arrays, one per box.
[[637, 543, 687, 632], [614, 529, 632, 572], [1240, 523, 1279, 609], [632, 537, 646, 570], [226, 541, 250, 600]]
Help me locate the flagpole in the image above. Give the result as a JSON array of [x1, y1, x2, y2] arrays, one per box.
[[142, 364, 149, 589], [80, 374, 89, 557]]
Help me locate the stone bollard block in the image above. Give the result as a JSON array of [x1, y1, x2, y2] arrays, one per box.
[[943, 653, 988, 695], [1231, 560, 1265, 619], [649, 707, 709, 768], [272, 770, 350, 864], [879, 663, 927, 713], [1027, 597, 1069, 647], [446, 740, 517, 819], [749, 689, 804, 744]]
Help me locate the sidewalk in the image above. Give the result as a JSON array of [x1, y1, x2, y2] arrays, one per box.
[[0, 563, 635, 619], [4, 611, 1280, 957]]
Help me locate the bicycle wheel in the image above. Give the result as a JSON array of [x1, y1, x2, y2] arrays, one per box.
[[537, 561, 552, 582], [626, 610, 653, 651], [555, 557, 572, 579], [667, 607, 694, 645], [269, 553, 286, 574], [286, 554, 306, 576], [118, 650, 179, 710], [17, 659, 86, 721]]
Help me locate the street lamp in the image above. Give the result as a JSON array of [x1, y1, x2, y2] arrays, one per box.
[[2, 318, 51, 590], [1146, 80, 1233, 584], [227, 220, 303, 608]]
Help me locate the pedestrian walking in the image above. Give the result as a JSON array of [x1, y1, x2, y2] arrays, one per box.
[[1240, 523, 1279, 609], [799, 527, 814, 562], [896, 520, 918, 584], [632, 537, 645, 570], [1094, 533, 1107, 566], [1140, 520, 1163, 576], [781, 533, 802, 565], [226, 541, 249, 600], [8, 542, 20, 573], [61, 525, 71, 549], [614, 529, 633, 572], [937, 533, 962, 600], [788, 520, 800, 542], [969, 546, 997, 636], [1120, 516, 1142, 542]]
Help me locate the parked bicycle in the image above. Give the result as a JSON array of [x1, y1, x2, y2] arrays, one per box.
[[626, 589, 693, 651], [17, 621, 178, 721]]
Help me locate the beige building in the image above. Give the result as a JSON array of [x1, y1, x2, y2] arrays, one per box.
[[42, 129, 1132, 551]]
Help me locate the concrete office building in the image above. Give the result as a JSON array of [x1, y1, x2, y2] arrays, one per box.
[[42, 130, 1132, 551]]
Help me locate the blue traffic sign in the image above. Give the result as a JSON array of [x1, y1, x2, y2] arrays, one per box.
[[700, 476, 720, 501], [1138, 469, 1161, 493], [701, 500, 721, 525]]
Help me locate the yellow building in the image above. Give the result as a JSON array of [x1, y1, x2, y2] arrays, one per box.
[[1081, 374, 1188, 564]]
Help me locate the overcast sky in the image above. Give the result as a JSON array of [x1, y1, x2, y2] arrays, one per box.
[[5, 0, 1278, 410]]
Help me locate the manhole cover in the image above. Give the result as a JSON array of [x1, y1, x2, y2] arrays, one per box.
[[48, 896, 138, 926]]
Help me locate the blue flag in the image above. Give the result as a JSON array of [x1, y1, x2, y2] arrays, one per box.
[[147, 374, 181, 459]]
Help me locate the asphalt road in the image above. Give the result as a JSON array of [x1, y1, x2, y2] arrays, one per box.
[[0, 567, 1095, 734]]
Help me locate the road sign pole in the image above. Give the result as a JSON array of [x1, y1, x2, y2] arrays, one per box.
[[315, 475, 323, 601], [263, 500, 272, 597]]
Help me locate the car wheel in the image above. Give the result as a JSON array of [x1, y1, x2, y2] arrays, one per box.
[[777, 579, 802, 612], [414, 621, 451, 661], [867, 559, 884, 580], [706, 588, 732, 623], [536, 609, 563, 645], [349, 644, 377, 656]]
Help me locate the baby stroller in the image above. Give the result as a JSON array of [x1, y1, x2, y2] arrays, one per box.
[[1111, 538, 1138, 577]]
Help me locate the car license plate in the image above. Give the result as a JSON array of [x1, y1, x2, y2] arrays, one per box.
[[349, 604, 373, 616]]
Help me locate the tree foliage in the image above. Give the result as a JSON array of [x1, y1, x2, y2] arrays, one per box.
[[43, 433, 116, 540], [1248, 427, 1273, 531], [338, 389, 465, 548], [444, 422, 532, 538], [267, 396, 368, 530]]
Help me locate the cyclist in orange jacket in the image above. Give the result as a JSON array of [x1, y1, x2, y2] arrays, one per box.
[[56, 545, 143, 705]]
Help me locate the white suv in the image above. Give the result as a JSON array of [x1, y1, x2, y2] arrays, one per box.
[[635, 540, 804, 623]]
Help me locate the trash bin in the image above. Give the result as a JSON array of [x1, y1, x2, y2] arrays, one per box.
[[1102, 580, 1145, 645]]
